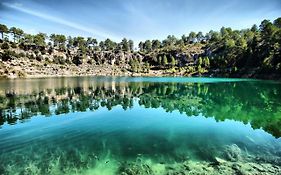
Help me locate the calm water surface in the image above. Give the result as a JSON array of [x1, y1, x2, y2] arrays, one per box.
[[0, 77, 281, 174]]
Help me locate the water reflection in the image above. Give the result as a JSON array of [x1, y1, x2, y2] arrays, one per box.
[[1, 77, 281, 138], [1, 77, 281, 175]]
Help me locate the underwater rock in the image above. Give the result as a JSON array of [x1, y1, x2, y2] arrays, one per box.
[[231, 163, 241, 171], [118, 161, 153, 175], [251, 163, 266, 172], [164, 160, 213, 175], [254, 154, 281, 166], [214, 157, 227, 165], [182, 161, 191, 171], [223, 144, 242, 162], [209, 157, 227, 166]]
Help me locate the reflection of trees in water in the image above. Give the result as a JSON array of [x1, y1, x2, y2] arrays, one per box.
[[200, 82, 281, 138], [0, 81, 281, 137], [0, 85, 139, 125]]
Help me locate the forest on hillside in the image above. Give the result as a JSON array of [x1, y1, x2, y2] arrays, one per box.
[[0, 17, 280, 77]]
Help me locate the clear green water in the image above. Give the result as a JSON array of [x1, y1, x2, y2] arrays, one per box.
[[0, 77, 281, 174]]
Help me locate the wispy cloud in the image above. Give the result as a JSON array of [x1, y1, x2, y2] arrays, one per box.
[[2, 2, 121, 41]]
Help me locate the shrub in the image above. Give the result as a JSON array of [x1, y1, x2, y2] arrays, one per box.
[[72, 55, 84, 66], [34, 49, 40, 55], [18, 43, 25, 50], [1, 50, 16, 61], [129, 59, 142, 73], [87, 59, 94, 65], [53, 55, 66, 64], [48, 48, 53, 54], [40, 49, 47, 55], [17, 70, 26, 78], [18, 52, 26, 58], [11, 42, 17, 48], [28, 53, 36, 60], [36, 55, 43, 61], [1, 42, 9, 50]]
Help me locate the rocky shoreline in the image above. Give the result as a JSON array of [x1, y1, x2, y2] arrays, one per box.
[[1, 57, 280, 80], [0, 49, 280, 80], [0, 55, 179, 79]]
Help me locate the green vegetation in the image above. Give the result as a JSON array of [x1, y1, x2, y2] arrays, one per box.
[[0, 24, 8, 40], [0, 17, 281, 78]]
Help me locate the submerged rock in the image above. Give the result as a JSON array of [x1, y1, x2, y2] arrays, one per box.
[[214, 157, 227, 165], [118, 161, 153, 175], [223, 144, 242, 162]]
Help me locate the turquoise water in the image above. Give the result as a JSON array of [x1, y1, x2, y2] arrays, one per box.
[[0, 77, 281, 174]]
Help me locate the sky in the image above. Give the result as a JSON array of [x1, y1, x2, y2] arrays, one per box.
[[0, 0, 280, 43]]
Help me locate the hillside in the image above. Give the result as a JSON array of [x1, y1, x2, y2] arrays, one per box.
[[0, 41, 206, 78], [0, 17, 281, 79]]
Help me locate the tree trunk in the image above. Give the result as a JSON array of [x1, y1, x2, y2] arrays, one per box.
[[13, 33, 16, 43]]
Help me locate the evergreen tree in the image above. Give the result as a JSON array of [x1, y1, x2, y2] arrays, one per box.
[[144, 40, 152, 52], [121, 38, 129, 51], [158, 56, 162, 66], [128, 40, 134, 52], [138, 41, 144, 52], [171, 56, 176, 67], [163, 55, 168, 67], [34, 33, 47, 46], [0, 24, 8, 40], [152, 40, 161, 50]]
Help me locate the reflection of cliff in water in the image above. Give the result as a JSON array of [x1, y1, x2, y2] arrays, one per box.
[[0, 80, 281, 138]]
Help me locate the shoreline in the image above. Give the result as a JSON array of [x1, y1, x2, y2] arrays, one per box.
[[1, 57, 280, 81], [1, 73, 280, 81], [1, 68, 280, 80]]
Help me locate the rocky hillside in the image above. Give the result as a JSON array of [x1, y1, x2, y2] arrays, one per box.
[[0, 41, 204, 78], [1, 17, 280, 79]]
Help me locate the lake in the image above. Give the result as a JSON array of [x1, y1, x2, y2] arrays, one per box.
[[0, 77, 281, 174]]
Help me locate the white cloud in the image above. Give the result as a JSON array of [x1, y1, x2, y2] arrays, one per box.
[[2, 2, 121, 41]]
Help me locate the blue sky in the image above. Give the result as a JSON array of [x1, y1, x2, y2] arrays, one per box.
[[0, 0, 280, 43]]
